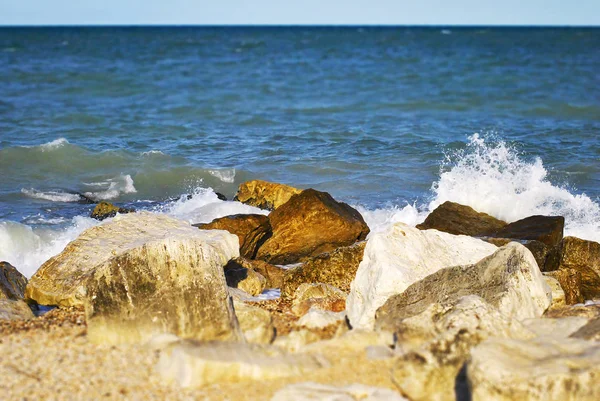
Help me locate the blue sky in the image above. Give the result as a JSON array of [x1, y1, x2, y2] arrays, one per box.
[[1, 0, 599, 26]]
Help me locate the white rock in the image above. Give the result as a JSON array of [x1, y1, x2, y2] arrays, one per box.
[[347, 223, 497, 330], [469, 337, 600, 401], [271, 382, 407, 401], [296, 307, 346, 329]]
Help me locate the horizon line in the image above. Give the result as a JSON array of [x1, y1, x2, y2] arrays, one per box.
[[0, 23, 599, 28]]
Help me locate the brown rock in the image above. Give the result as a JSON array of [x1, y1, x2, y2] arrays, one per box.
[[225, 258, 285, 289], [416, 201, 507, 236], [570, 317, 600, 341], [194, 214, 271, 259], [0, 261, 27, 300], [90, 201, 134, 221], [281, 242, 366, 298], [291, 283, 347, 316], [0, 299, 35, 321], [491, 215, 565, 248], [556, 236, 600, 300], [224, 264, 267, 296], [546, 268, 584, 305], [544, 304, 600, 319], [256, 189, 370, 265], [233, 180, 302, 210]]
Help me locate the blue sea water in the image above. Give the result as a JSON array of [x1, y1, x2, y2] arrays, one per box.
[[0, 26, 599, 276]]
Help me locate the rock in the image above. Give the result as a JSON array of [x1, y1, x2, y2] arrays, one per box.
[[389, 296, 534, 401], [271, 382, 407, 401], [225, 258, 285, 289], [376, 243, 552, 333], [416, 201, 507, 236], [256, 190, 369, 265], [281, 242, 366, 298], [0, 299, 34, 320], [468, 337, 600, 401], [90, 201, 134, 221], [194, 214, 271, 259], [570, 317, 600, 341], [546, 268, 584, 305], [224, 264, 267, 296], [543, 275, 566, 308], [0, 261, 27, 300], [156, 340, 328, 387], [234, 180, 302, 210], [485, 237, 553, 272], [291, 283, 346, 317], [304, 329, 394, 354], [26, 213, 242, 344], [273, 329, 327, 353], [346, 223, 497, 330], [215, 192, 228, 201], [492, 215, 565, 248], [555, 236, 600, 300], [296, 308, 346, 329], [522, 317, 589, 339], [544, 304, 600, 320], [233, 300, 275, 344]]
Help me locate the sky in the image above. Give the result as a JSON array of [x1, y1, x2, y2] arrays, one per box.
[[1, 0, 599, 26]]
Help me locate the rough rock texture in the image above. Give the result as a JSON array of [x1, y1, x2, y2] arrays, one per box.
[[570, 317, 600, 341], [90, 201, 134, 221], [233, 300, 275, 344], [26, 213, 238, 308], [234, 180, 302, 211], [271, 382, 407, 401], [555, 236, 600, 299], [226, 258, 285, 289], [544, 304, 600, 320], [256, 189, 370, 265], [390, 296, 534, 401], [281, 242, 366, 298], [416, 201, 507, 236], [224, 264, 267, 296], [157, 341, 328, 387], [346, 223, 497, 330], [376, 243, 552, 332], [26, 213, 242, 344], [484, 238, 553, 272], [0, 261, 27, 300], [492, 215, 565, 248], [194, 214, 272, 259], [291, 283, 347, 317], [468, 337, 600, 401], [0, 299, 34, 320], [546, 268, 584, 305], [543, 275, 566, 308]]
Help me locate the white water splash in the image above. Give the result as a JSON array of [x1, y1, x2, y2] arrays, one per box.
[[21, 188, 82, 203], [0, 216, 98, 278], [39, 137, 69, 151], [83, 174, 137, 201], [208, 168, 236, 183]]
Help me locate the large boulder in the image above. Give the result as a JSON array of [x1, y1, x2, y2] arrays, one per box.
[[492, 215, 565, 248], [416, 201, 507, 236], [546, 268, 584, 305], [390, 296, 534, 401], [1, 261, 27, 300], [555, 236, 600, 299], [156, 341, 328, 387], [25, 213, 242, 344], [194, 214, 271, 259], [271, 382, 407, 401], [256, 189, 370, 265], [376, 243, 552, 333], [281, 242, 366, 298], [90, 201, 134, 221], [346, 223, 497, 330], [468, 337, 600, 401], [225, 257, 286, 289], [234, 180, 302, 210]]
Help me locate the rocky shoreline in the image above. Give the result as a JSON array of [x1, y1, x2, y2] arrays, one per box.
[[2, 179, 600, 400]]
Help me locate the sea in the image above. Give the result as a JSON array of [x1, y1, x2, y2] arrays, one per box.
[[1, 26, 599, 278]]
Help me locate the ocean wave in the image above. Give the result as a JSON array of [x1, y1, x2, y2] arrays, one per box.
[[428, 134, 600, 241], [39, 138, 70, 151], [82, 174, 137, 201], [0, 216, 98, 278], [21, 188, 82, 203]]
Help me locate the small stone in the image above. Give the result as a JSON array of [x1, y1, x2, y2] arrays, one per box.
[[90, 201, 134, 221]]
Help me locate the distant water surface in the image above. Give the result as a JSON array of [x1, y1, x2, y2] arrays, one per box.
[[0, 27, 599, 276]]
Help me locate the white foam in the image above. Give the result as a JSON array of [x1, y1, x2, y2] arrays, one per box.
[[429, 134, 600, 242], [21, 188, 81, 203], [357, 203, 425, 236], [39, 138, 69, 151], [83, 174, 137, 201], [0, 216, 98, 278], [163, 187, 267, 224], [208, 168, 236, 183], [141, 150, 165, 156]]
